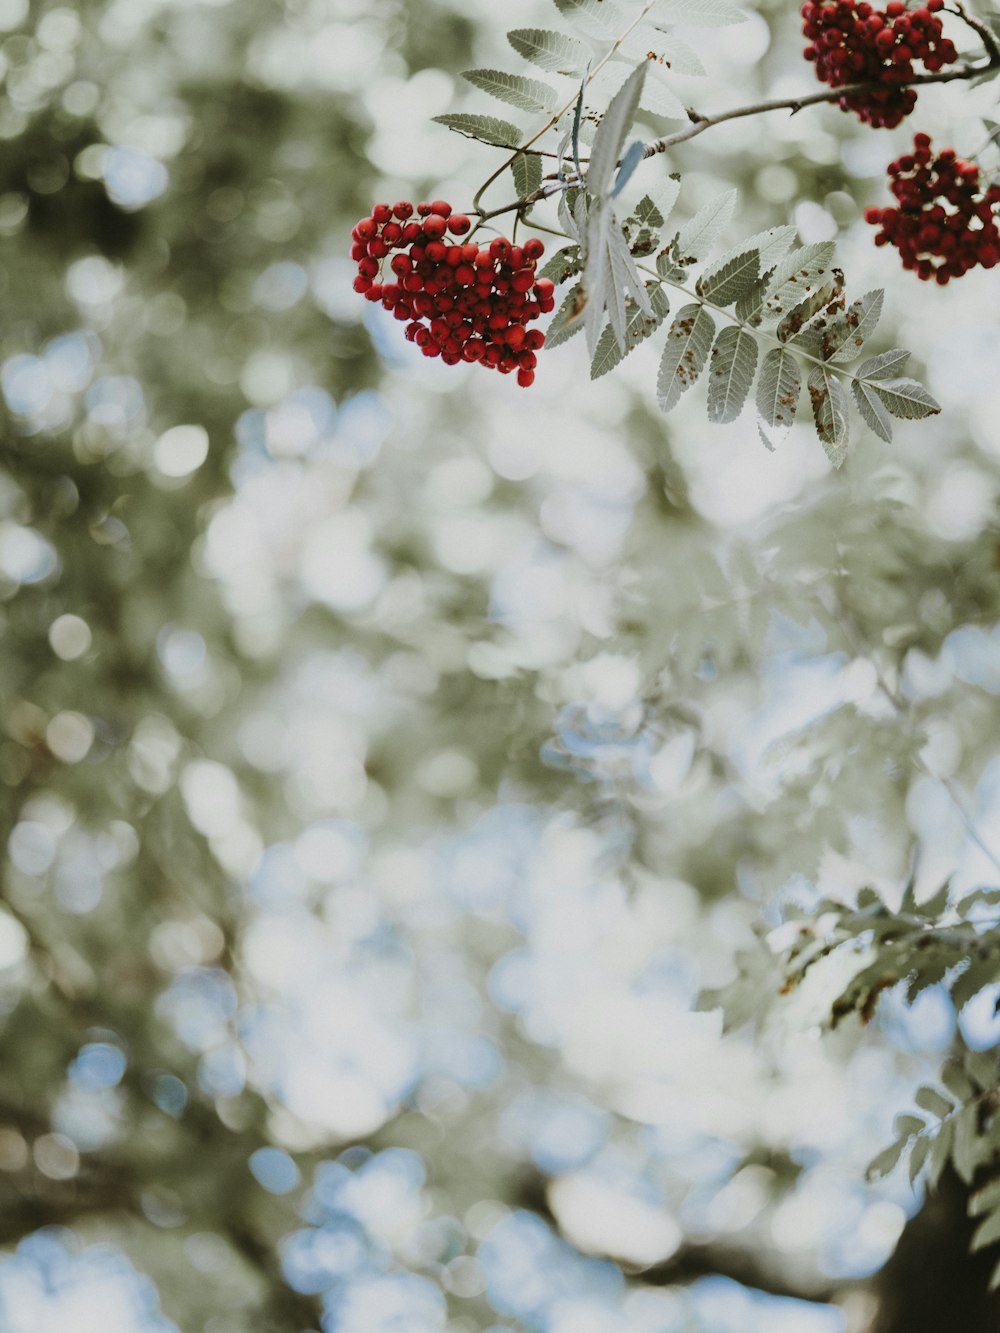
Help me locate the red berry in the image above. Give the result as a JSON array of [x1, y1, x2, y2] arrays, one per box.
[[428, 200, 452, 218], [372, 203, 392, 223], [517, 369, 535, 388], [448, 214, 471, 235], [523, 238, 545, 261]]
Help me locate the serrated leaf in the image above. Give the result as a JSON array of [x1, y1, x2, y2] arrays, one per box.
[[856, 347, 910, 380], [508, 28, 591, 74], [825, 289, 884, 362], [760, 242, 836, 323], [808, 365, 850, 467], [605, 238, 629, 351], [675, 190, 737, 263], [463, 68, 560, 114], [588, 63, 647, 199], [433, 113, 523, 148], [756, 347, 800, 434], [697, 248, 760, 306], [609, 214, 652, 314], [778, 280, 838, 343], [631, 194, 664, 230], [653, 0, 747, 26], [742, 224, 797, 272], [583, 203, 612, 355], [545, 282, 587, 347], [852, 379, 893, 444], [638, 67, 687, 121], [554, 0, 625, 36], [908, 1133, 931, 1186], [868, 377, 941, 421], [558, 186, 583, 240], [866, 1137, 907, 1182], [591, 285, 670, 378], [915, 1086, 955, 1119], [512, 152, 543, 200], [539, 244, 582, 284], [707, 325, 757, 423], [613, 139, 646, 198], [657, 303, 715, 413], [972, 1206, 1000, 1252]]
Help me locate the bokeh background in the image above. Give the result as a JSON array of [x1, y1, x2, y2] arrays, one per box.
[[3, 0, 1000, 1329]]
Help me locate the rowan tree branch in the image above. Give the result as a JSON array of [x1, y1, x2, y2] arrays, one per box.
[[643, 58, 999, 159]]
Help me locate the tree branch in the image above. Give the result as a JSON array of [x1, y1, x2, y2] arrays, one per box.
[[643, 59, 999, 159]]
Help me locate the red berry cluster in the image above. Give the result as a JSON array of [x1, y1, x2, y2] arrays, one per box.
[[865, 134, 1000, 282], [802, 0, 956, 129], [351, 201, 554, 387]]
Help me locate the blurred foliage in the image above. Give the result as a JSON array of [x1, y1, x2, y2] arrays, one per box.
[[2, 0, 1000, 1331]]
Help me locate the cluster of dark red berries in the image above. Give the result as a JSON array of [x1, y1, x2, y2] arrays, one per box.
[[865, 134, 1000, 282], [351, 201, 554, 386], [802, 0, 956, 128]]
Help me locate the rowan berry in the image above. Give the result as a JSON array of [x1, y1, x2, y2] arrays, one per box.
[[351, 199, 548, 384], [801, 0, 957, 128], [866, 134, 1000, 281]]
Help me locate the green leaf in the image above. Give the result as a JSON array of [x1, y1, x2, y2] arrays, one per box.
[[631, 194, 665, 230], [706, 325, 758, 424], [866, 1137, 907, 1182], [808, 365, 850, 467], [952, 1102, 981, 1184], [915, 1086, 955, 1119], [545, 282, 587, 347], [539, 244, 582, 284], [674, 190, 737, 264], [971, 1176, 1000, 1217], [512, 152, 543, 200], [463, 68, 560, 114], [966, 1050, 998, 1091], [927, 1117, 954, 1190], [972, 1206, 1000, 1252], [587, 63, 647, 199], [856, 347, 910, 380], [942, 1062, 976, 1103], [756, 346, 800, 434], [508, 28, 591, 74], [741, 224, 797, 271], [851, 380, 893, 444], [653, 0, 747, 26], [591, 285, 670, 378], [895, 1113, 926, 1139], [908, 1133, 931, 1186], [778, 280, 838, 343], [825, 289, 884, 363], [432, 113, 523, 147], [697, 248, 760, 306], [554, 0, 625, 36], [657, 303, 716, 413], [867, 377, 941, 421]]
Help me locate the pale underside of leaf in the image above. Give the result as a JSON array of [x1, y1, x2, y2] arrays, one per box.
[[507, 28, 591, 75], [867, 377, 941, 420], [808, 365, 850, 467], [856, 347, 910, 380], [609, 214, 653, 315], [697, 247, 760, 307], [553, 0, 626, 38], [545, 282, 587, 347], [652, 0, 748, 26], [462, 68, 560, 114], [707, 325, 758, 423], [657, 303, 716, 413], [756, 346, 800, 435], [674, 189, 737, 264], [851, 379, 893, 444], [587, 63, 647, 199], [591, 285, 670, 378], [826, 289, 884, 363], [583, 204, 612, 355]]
